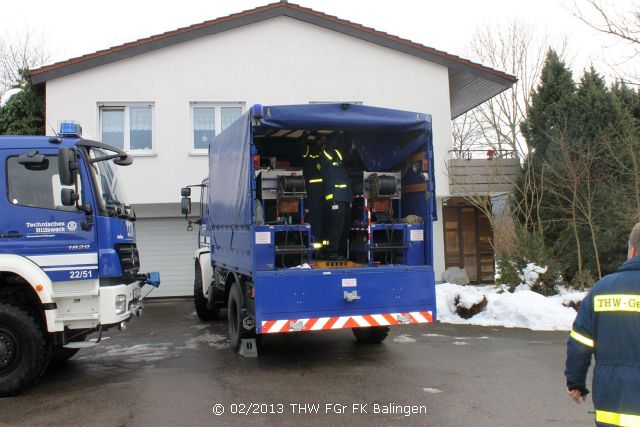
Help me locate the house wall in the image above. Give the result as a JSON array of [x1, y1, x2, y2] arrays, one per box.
[[44, 16, 452, 284]]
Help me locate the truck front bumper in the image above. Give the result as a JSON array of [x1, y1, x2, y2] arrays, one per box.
[[98, 281, 144, 328]]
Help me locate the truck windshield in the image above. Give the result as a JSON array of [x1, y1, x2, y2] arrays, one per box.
[[87, 148, 130, 217]]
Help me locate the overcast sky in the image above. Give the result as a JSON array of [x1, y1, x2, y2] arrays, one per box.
[[1, 0, 636, 81]]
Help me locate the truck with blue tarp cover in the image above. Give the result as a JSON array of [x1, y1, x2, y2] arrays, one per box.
[[0, 122, 159, 395], [181, 103, 436, 351]]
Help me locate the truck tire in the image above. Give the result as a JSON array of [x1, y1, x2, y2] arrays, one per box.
[[194, 262, 219, 321], [227, 281, 247, 350], [352, 326, 390, 344], [0, 303, 49, 396]]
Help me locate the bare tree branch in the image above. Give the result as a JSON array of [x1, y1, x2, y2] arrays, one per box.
[[571, 0, 640, 84], [451, 20, 563, 159], [0, 29, 50, 94]]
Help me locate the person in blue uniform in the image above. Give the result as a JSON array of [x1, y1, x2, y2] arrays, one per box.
[[565, 222, 640, 426], [318, 133, 351, 261]]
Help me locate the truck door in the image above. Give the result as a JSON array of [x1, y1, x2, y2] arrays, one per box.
[[0, 149, 98, 282]]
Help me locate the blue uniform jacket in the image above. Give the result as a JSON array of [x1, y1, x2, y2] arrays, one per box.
[[565, 256, 640, 426], [320, 136, 351, 203]]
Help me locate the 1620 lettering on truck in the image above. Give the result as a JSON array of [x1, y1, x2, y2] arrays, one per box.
[[0, 122, 159, 395], [181, 103, 437, 353]]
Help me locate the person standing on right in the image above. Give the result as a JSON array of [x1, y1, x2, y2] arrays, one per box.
[[565, 222, 640, 426]]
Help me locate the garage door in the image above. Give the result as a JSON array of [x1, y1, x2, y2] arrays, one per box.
[[135, 218, 198, 297]]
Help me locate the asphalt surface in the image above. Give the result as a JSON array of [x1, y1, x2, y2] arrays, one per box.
[[0, 300, 594, 427]]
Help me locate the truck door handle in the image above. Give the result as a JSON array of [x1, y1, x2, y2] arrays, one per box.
[[0, 232, 23, 238]]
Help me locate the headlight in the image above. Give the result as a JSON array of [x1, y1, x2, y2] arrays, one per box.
[[115, 294, 127, 315]]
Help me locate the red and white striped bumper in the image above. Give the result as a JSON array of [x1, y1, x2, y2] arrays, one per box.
[[260, 311, 433, 334]]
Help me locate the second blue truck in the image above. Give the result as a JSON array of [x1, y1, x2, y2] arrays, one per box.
[[182, 103, 437, 350]]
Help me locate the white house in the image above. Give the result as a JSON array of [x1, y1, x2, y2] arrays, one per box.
[[31, 1, 516, 296]]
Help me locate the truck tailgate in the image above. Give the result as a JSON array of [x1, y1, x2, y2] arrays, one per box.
[[254, 266, 436, 334]]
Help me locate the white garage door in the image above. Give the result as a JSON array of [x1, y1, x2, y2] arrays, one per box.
[[135, 218, 198, 297]]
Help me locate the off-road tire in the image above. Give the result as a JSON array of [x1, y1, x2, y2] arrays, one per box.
[[227, 281, 247, 350], [352, 326, 390, 344], [194, 262, 219, 321], [0, 303, 49, 396]]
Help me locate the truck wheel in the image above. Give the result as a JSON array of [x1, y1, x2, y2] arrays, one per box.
[[227, 282, 246, 350], [352, 326, 390, 344], [194, 262, 219, 321], [0, 304, 49, 396]]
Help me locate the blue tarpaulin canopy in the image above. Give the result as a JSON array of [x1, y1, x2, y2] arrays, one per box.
[[257, 103, 431, 133], [208, 103, 432, 231]]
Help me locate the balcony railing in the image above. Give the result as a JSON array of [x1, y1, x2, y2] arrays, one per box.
[[447, 150, 521, 195], [449, 148, 519, 160]]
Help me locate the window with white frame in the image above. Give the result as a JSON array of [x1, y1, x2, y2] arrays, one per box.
[[191, 103, 244, 152], [99, 104, 154, 153]]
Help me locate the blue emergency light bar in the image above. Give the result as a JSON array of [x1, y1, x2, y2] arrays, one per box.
[[59, 121, 82, 137]]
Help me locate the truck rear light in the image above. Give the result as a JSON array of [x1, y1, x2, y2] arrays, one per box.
[[253, 154, 260, 171]]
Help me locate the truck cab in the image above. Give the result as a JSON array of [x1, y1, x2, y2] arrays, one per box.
[[0, 123, 159, 395]]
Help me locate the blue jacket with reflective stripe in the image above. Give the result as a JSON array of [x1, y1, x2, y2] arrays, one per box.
[[565, 256, 640, 423]]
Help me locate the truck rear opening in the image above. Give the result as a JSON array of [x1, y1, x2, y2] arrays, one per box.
[[185, 103, 437, 349]]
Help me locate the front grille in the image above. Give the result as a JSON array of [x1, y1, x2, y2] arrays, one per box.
[[115, 243, 140, 278]]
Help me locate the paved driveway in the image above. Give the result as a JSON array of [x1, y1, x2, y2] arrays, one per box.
[[0, 300, 593, 426]]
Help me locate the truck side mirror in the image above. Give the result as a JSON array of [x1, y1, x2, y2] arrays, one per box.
[[58, 148, 77, 186], [181, 187, 191, 197], [61, 188, 79, 206], [181, 197, 191, 215]]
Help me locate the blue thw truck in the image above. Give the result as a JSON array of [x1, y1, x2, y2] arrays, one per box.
[[182, 104, 436, 352], [0, 123, 159, 395]]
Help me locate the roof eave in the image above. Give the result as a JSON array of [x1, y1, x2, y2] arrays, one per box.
[[30, 2, 516, 118]]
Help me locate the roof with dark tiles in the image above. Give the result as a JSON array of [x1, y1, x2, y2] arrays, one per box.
[[31, 1, 516, 118]]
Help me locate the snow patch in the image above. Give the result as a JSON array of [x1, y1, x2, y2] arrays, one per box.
[[453, 341, 468, 346], [436, 283, 586, 331], [517, 263, 548, 290], [456, 287, 485, 309], [553, 287, 588, 307], [423, 333, 446, 337], [183, 332, 229, 350], [393, 334, 417, 343], [422, 388, 442, 394], [79, 343, 178, 363]]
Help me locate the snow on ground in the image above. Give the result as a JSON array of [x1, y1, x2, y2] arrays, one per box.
[[518, 263, 548, 290], [436, 283, 587, 331], [77, 343, 179, 363], [393, 334, 417, 343], [182, 332, 229, 350]]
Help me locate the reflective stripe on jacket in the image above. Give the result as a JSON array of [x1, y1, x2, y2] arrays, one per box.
[[320, 147, 351, 203]]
